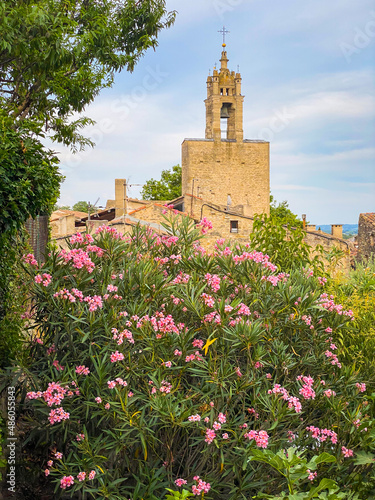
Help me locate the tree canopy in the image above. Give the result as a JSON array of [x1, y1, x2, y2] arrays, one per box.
[[269, 195, 303, 228], [141, 164, 182, 200], [0, 115, 62, 234], [0, 0, 176, 150]]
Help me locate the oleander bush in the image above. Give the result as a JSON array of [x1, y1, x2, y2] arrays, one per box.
[[20, 215, 375, 499]]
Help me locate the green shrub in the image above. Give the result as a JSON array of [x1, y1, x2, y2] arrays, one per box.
[[326, 258, 375, 384], [19, 216, 374, 499]]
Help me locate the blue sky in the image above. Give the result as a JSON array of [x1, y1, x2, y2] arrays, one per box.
[[54, 0, 375, 224]]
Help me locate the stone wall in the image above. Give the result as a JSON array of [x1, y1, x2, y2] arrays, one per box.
[[181, 139, 270, 217], [357, 213, 375, 261]]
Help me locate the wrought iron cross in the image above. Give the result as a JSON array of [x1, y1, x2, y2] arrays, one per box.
[[218, 26, 230, 45]]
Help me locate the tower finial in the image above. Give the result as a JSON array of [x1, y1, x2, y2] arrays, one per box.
[[218, 26, 230, 47]]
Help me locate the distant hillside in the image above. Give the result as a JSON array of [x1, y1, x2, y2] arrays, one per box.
[[316, 224, 358, 237]]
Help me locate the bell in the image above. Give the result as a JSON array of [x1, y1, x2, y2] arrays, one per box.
[[220, 104, 230, 118]]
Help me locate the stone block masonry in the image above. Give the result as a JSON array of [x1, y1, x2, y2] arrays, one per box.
[[182, 139, 270, 217]]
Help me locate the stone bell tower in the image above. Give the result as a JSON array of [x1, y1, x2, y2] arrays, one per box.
[[181, 40, 270, 217], [205, 47, 244, 141]]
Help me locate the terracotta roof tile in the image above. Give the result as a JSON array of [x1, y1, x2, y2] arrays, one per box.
[[360, 213, 375, 225]]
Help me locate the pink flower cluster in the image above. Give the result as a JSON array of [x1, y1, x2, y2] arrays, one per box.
[[48, 407, 70, 425], [205, 428, 216, 444], [175, 478, 187, 487], [43, 382, 66, 406], [75, 365, 90, 375], [341, 446, 354, 457], [188, 414, 201, 422], [69, 232, 94, 245], [318, 294, 354, 318], [59, 248, 95, 273], [192, 476, 211, 496], [34, 273, 52, 287], [244, 429, 269, 448], [297, 375, 316, 400], [324, 350, 342, 369], [60, 475, 75, 489], [23, 253, 38, 266], [112, 328, 134, 345], [237, 303, 251, 316], [159, 380, 172, 394], [172, 271, 191, 284], [324, 389, 336, 398], [197, 217, 213, 234], [95, 225, 124, 239], [307, 469, 318, 481], [306, 426, 337, 444], [185, 351, 203, 363], [84, 295, 103, 312], [107, 378, 128, 389], [110, 351, 125, 363], [201, 293, 215, 307], [204, 273, 221, 292], [232, 250, 277, 273], [268, 384, 302, 413], [261, 275, 280, 286], [192, 338, 204, 349], [53, 287, 84, 303], [356, 383, 366, 393], [218, 412, 226, 424]]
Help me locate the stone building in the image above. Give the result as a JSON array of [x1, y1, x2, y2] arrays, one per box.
[[50, 42, 350, 272], [357, 213, 375, 261], [181, 43, 270, 220]]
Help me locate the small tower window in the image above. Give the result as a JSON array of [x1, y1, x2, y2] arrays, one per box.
[[226, 88, 229, 95], [220, 88, 223, 95], [230, 220, 239, 233]]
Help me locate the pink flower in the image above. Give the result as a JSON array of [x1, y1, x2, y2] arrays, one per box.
[[197, 217, 213, 234], [205, 428, 216, 444], [175, 478, 187, 487], [174, 349, 182, 356], [356, 383, 366, 393], [213, 421, 221, 430], [110, 351, 124, 363], [48, 407, 70, 425], [105, 403, 110, 409], [244, 429, 269, 448], [222, 433, 229, 439], [188, 414, 201, 422], [76, 433, 85, 441], [192, 339, 204, 349], [77, 471, 86, 481], [192, 478, 211, 495], [75, 365, 90, 375], [95, 397, 102, 403], [60, 475, 75, 489], [128, 391, 134, 397], [88, 470, 96, 480], [218, 412, 226, 424], [342, 446, 354, 458], [324, 389, 336, 398], [107, 380, 116, 389], [55, 452, 63, 459], [266, 373, 272, 379], [47, 460, 53, 467], [164, 361, 172, 368], [307, 469, 317, 481], [44, 469, 50, 476], [204, 417, 210, 423]]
